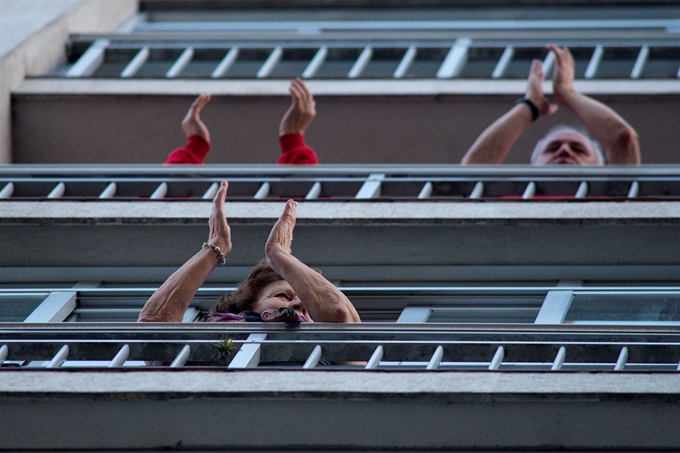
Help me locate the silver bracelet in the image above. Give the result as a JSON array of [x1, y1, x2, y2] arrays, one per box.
[[202, 242, 226, 266]]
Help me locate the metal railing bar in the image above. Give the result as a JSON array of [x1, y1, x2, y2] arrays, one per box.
[[426, 345, 444, 370], [257, 46, 283, 79], [522, 181, 536, 200], [14, 285, 680, 296], [355, 173, 384, 199], [24, 291, 77, 323], [551, 346, 567, 370], [211, 47, 239, 78], [165, 47, 194, 78], [202, 182, 218, 199], [302, 345, 322, 369], [120, 47, 150, 78], [3, 174, 668, 183], [0, 182, 13, 198], [66, 39, 109, 78], [575, 181, 588, 199], [229, 333, 266, 369], [348, 46, 373, 79], [302, 46, 327, 79], [627, 181, 640, 198], [132, 19, 680, 33], [98, 182, 117, 198], [6, 337, 680, 351], [47, 182, 66, 199], [65, 37, 680, 54], [534, 289, 575, 324], [46, 345, 69, 368], [4, 321, 680, 335], [365, 345, 384, 369], [631, 45, 649, 79], [305, 182, 322, 200], [108, 344, 130, 367], [488, 345, 505, 370], [182, 308, 201, 323], [615, 346, 629, 370], [72, 308, 141, 314], [397, 307, 431, 323], [7, 337, 680, 361], [436, 38, 472, 79], [417, 182, 433, 199], [469, 181, 484, 199], [150, 182, 168, 199], [254, 182, 271, 199], [542, 51, 555, 77], [584, 45, 604, 79], [492, 46, 514, 79], [5, 164, 680, 177], [170, 344, 191, 367], [393, 45, 417, 79]]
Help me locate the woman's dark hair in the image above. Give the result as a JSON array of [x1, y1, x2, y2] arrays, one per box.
[[209, 259, 284, 314]]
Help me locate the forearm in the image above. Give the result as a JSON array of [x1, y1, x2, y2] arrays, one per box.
[[267, 251, 360, 322], [138, 248, 221, 322], [557, 89, 640, 164], [461, 104, 534, 164]]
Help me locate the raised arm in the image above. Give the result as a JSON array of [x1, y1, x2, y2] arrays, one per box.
[[182, 93, 211, 143], [278, 78, 319, 164], [548, 44, 640, 164], [264, 200, 360, 323], [165, 94, 212, 164], [461, 60, 558, 164], [138, 181, 231, 322]]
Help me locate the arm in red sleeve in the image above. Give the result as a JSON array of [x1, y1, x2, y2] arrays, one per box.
[[164, 135, 211, 165], [277, 133, 319, 165]]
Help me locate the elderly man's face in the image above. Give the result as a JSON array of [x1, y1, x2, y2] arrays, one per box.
[[532, 130, 600, 166]]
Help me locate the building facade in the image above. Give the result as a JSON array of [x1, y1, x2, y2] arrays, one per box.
[[2, 1, 680, 451]]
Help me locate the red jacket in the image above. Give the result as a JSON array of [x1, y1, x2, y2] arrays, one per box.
[[164, 133, 318, 165]]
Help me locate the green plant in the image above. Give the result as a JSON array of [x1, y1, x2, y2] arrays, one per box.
[[212, 337, 235, 366]]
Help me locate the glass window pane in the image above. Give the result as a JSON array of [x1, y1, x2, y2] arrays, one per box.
[[566, 293, 680, 323], [0, 295, 46, 322]]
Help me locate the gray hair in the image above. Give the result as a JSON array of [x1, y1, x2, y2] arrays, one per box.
[[531, 125, 605, 165]]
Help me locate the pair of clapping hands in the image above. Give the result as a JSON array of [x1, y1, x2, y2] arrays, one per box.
[[207, 180, 296, 266]]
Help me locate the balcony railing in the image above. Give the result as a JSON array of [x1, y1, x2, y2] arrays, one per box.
[[4, 164, 680, 200], [2, 323, 680, 371], [58, 9, 680, 82]]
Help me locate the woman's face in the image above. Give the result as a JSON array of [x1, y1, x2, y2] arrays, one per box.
[[252, 280, 313, 322]]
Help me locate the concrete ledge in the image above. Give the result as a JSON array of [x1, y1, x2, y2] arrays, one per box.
[[1, 371, 680, 450], [2, 200, 680, 222], [16, 78, 680, 96], [2, 369, 680, 394]]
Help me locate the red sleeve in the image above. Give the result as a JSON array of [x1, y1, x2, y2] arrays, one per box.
[[277, 133, 319, 165], [164, 135, 211, 165]]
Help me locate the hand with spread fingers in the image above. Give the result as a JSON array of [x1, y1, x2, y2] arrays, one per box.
[[547, 44, 576, 105], [265, 199, 296, 260], [181, 93, 212, 143], [208, 180, 232, 256], [526, 59, 558, 118], [279, 78, 316, 136]]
